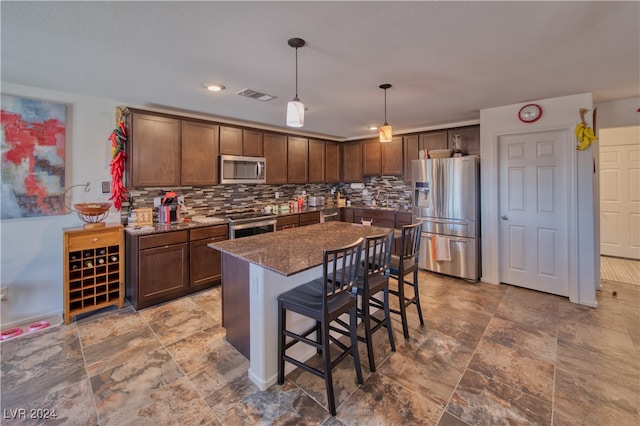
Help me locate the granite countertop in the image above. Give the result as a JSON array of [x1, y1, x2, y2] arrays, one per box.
[[209, 221, 397, 277]]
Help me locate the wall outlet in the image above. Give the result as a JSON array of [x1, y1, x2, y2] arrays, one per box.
[[275, 192, 279, 199], [0, 287, 8, 302], [153, 197, 161, 207], [362, 189, 369, 196], [178, 196, 185, 204], [101, 181, 111, 193], [302, 190, 306, 195]]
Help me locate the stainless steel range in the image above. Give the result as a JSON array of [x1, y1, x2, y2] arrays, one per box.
[[226, 211, 277, 239]]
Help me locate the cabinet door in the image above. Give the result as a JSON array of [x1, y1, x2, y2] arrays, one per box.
[[448, 125, 480, 156], [139, 243, 189, 302], [342, 141, 363, 182], [325, 141, 341, 183], [181, 120, 219, 186], [341, 207, 354, 223], [190, 236, 226, 287], [276, 215, 299, 230], [308, 139, 325, 183], [363, 138, 381, 176], [287, 136, 308, 184], [381, 136, 403, 176], [242, 129, 263, 157], [419, 130, 448, 152], [129, 112, 181, 187], [264, 133, 287, 184], [219, 126, 243, 155], [403, 134, 419, 182]]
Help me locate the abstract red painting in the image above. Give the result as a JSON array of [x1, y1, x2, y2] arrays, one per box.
[[1, 95, 66, 218]]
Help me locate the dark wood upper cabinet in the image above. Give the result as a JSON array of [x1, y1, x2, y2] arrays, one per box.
[[381, 136, 403, 176], [181, 120, 219, 186], [447, 125, 480, 156], [325, 141, 340, 183], [287, 136, 308, 184], [264, 133, 287, 184], [403, 134, 419, 182], [219, 126, 243, 156], [363, 138, 381, 176], [243, 129, 263, 157], [419, 130, 448, 153], [308, 139, 325, 183], [128, 111, 181, 187], [342, 140, 363, 182]]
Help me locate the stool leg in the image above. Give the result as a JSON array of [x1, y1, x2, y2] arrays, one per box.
[[362, 295, 375, 372], [278, 301, 285, 385], [384, 287, 396, 352], [398, 274, 410, 339], [350, 306, 364, 385], [321, 320, 336, 416], [413, 268, 424, 327]]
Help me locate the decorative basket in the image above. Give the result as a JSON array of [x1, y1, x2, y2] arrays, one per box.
[[429, 149, 453, 159], [73, 203, 111, 227]]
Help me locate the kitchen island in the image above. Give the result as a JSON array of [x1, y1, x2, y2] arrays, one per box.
[[209, 221, 396, 390]]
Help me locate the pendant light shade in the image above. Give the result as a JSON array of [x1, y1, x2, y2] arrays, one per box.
[[286, 38, 305, 127], [379, 83, 392, 142]]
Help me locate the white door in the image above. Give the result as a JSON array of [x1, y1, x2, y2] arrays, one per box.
[[599, 126, 640, 260], [499, 130, 569, 296]]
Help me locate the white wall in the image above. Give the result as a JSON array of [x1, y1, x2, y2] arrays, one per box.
[[594, 97, 640, 129], [480, 93, 599, 307], [1, 83, 121, 327]]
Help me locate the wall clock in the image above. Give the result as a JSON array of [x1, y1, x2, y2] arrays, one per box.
[[518, 103, 542, 123]]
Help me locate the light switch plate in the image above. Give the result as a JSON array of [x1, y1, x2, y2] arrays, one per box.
[[101, 181, 110, 193]]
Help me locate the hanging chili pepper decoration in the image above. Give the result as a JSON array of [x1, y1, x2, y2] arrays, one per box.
[[108, 121, 128, 210]]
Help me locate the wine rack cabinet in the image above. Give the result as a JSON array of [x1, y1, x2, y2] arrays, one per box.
[[63, 224, 124, 324]]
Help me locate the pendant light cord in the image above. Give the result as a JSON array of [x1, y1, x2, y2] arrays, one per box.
[[384, 87, 387, 125], [295, 47, 299, 99]]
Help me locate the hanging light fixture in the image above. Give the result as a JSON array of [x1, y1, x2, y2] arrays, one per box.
[[286, 38, 306, 127], [379, 83, 392, 142]]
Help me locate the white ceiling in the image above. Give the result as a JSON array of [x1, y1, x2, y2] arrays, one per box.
[[1, 1, 638, 140]]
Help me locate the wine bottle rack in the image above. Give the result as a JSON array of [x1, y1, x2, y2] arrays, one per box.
[[63, 224, 124, 324]]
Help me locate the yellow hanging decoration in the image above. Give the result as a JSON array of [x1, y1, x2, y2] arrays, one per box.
[[576, 108, 597, 151]]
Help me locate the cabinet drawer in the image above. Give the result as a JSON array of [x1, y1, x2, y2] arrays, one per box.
[[395, 212, 413, 226], [68, 231, 120, 251], [139, 231, 188, 249], [277, 215, 299, 227], [190, 225, 228, 241], [299, 211, 320, 225]]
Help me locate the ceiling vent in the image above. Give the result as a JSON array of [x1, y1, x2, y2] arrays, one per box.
[[235, 88, 277, 102]]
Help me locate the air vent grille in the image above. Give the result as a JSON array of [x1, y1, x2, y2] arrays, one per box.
[[235, 88, 277, 102]]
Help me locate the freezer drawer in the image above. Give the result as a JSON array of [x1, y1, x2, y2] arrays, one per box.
[[419, 232, 480, 281]]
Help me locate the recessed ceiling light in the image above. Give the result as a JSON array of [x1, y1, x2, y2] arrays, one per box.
[[206, 84, 225, 92]]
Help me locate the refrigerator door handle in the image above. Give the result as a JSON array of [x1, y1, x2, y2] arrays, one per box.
[[452, 239, 470, 244], [419, 218, 469, 226]]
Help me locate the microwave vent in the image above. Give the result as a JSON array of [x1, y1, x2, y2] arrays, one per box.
[[235, 88, 277, 102]]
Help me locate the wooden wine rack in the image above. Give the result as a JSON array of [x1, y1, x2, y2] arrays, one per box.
[[63, 224, 124, 324]]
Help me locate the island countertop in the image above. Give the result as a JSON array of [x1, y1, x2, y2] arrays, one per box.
[[209, 221, 396, 277]]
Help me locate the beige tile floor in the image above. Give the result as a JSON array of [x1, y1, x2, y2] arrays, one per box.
[[1, 270, 638, 425]]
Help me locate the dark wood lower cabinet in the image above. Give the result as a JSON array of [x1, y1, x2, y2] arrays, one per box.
[[126, 225, 227, 310], [221, 253, 250, 359]]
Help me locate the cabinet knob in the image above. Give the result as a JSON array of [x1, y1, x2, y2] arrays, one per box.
[[501, 215, 509, 221]]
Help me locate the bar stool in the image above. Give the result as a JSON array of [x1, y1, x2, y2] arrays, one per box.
[[388, 222, 424, 339], [355, 231, 397, 372], [277, 238, 364, 416]]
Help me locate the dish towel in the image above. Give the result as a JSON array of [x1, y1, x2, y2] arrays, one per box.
[[431, 236, 452, 262]]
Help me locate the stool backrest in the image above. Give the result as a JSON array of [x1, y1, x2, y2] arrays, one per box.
[[364, 231, 395, 278], [400, 222, 423, 262], [323, 237, 364, 302]]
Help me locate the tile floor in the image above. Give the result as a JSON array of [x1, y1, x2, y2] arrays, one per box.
[[1, 271, 638, 425]]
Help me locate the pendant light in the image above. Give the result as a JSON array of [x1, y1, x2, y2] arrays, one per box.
[[286, 38, 305, 127], [379, 83, 392, 142]]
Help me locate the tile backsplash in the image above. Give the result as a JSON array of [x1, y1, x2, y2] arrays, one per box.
[[124, 176, 412, 223]]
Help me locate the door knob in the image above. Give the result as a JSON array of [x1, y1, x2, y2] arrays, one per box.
[[501, 215, 508, 221]]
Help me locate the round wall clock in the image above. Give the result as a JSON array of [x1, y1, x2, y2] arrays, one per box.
[[518, 103, 542, 123]]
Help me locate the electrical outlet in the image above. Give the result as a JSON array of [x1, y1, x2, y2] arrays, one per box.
[[178, 196, 185, 204], [362, 189, 369, 196], [153, 197, 161, 207], [0, 287, 8, 302], [302, 190, 306, 195], [275, 192, 279, 199], [101, 181, 111, 193]]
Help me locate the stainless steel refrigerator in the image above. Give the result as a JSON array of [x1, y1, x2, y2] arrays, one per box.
[[412, 156, 481, 281]]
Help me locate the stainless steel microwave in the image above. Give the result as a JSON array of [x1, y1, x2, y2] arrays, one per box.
[[220, 155, 266, 184]]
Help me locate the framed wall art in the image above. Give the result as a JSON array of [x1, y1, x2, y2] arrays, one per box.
[[1, 94, 67, 218]]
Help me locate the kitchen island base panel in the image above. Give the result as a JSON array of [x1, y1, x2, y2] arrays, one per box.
[[247, 262, 322, 390]]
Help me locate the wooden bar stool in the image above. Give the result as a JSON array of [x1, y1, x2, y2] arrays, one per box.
[[277, 238, 364, 416], [351, 231, 397, 372], [388, 222, 424, 339]]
